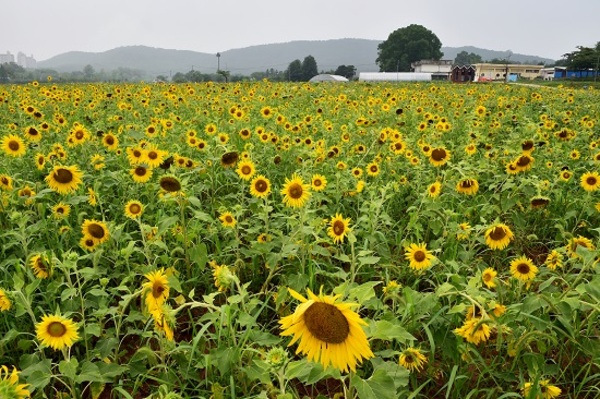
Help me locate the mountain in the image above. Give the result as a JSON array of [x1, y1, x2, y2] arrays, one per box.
[[37, 39, 555, 78]]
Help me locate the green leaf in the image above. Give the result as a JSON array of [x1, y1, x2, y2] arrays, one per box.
[[59, 358, 79, 381], [368, 320, 415, 343], [369, 358, 410, 390], [358, 255, 381, 265], [349, 281, 381, 303], [351, 369, 397, 399]]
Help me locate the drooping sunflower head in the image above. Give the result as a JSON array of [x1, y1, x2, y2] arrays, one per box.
[[279, 288, 374, 373], [30, 254, 51, 279], [399, 347, 428, 372], [530, 196, 550, 209], [566, 235, 595, 258], [35, 314, 80, 351], [0, 289, 11, 312], [81, 219, 110, 245], [249, 175, 271, 198], [281, 174, 311, 208], [0, 365, 31, 399], [124, 200, 144, 219], [456, 178, 479, 195], [143, 269, 170, 313], [159, 175, 182, 193], [45, 165, 83, 195], [220, 151, 239, 168]]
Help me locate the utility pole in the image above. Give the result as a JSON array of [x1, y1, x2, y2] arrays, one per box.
[[216, 53, 221, 72]]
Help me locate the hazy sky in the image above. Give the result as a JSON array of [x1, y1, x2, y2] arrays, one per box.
[[3, 0, 599, 62]]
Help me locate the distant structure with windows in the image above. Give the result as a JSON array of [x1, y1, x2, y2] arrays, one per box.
[[411, 59, 453, 80], [17, 52, 37, 69], [0, 51, 15, 64], [473, 63, 543, 82]]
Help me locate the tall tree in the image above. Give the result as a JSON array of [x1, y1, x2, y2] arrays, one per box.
[[561, 42, 600, 70], [287, 59, 303, 82], [376, 24, 443, 72], [301, 55, 318, 81], [454, 51, 482, 65], [335, 65, 357, 80]]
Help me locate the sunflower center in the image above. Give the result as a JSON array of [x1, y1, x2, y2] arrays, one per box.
[[370, 165, 378, 173], [303, 302, 350, 344], [87, 223, 106, 239], [333, 220, 345, 235], [460, 180, 473, 188], [313, 179, 322, 187], [57, 207, 65, 214], [47, 321, 67, 337], [152, 283, 165, 298], [160, 177, 181, 192], [148, 151, 158, 160], [8, 140, 20, 151], [225, 216, 233, 223], [431, 148, 447, 161], [133, 150, 142, 157], [29, 127, 39, 136], [105, 136, 115, 145], [413, 250, 426, 262], [517, 156, 531, 167], [1, 177, 8, 184], [134, 166, 147, 176], [516, 263, 530, 274], [129, 204, 141, 214], [241, 165, 251, 175], [54, 168, 74, 184], [84, 238, 95, 247], [255, 180, 267, 192], [587, 176, 597, 186], [75, 130, 84, 139], [288, 183, 303, 199], [489, 227, 506, 241]]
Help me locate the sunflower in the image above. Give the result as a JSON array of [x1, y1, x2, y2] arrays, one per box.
[[281, 174, 311, 208], [311, 174, 327, 191], [515, 154, 534, 172], [102, 132, 119, 151], [544, 250, 563, 270], [0, 174, 13, 191], [211, 262, 236, 292], [454, 317, 491, 345], [143, 146, 167, 169], [399, 347, 428, 372], [481, 267, 497, 289], [456, 222, 471, 240], [1, 134, 26, 157], [247, 175, 271, 199], [279, 288, 374, 373], [24, 126, 42, 142], [510, 256, 538, 282], [328, 213, 351, 244], [404, 243, 435, 271], [427, 181, 442, 198], [126, 146, 146, 165], [221, 151, 239, 168], [150, 305, 175, 341], [429, 147, 451, 167], [143, 269, 170, 313], [506, 162, 519, 175], [257, 233, 272, 243], [484, 223, 514, 250], [521, 380, 562, 399], [0, 289, 11, 311], [29, 254, 51, 279], [51, 202, 71, 219], [366, 161, 380, 177], [130, 165, 153, 183], [581, 171, 600, 191], [124, 200, 144, 219], [456, 178, 479, 195], [530, 196, 550, 209], [36, 314, 79, 350], [81, 219, 110, 245], [219, 211, 237, 228], [566, 235, 595, 258], [236, 159, 256, 181], [465, 143, 477, 155], [559, 169, 573, 182], [159, 175, 182, 193], [0, 365, 30, 399], [45, 165, 83, 194], [79, 236, 98, 252]]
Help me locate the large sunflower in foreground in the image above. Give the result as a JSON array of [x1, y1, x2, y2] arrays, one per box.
[[328, 213, 351, 244], [281, 174, 311, 208], [279, 288, 373, 373], [0, 365, 30, 399], [484, 223, 514, 250], [36, 314, 79, 350], [45, 165, 83, 194], [581, 171, 600, 192]]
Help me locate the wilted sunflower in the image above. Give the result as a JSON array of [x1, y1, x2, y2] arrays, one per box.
[[328, 213, 351, 244], [236, 159, 256, 181], [456, 178, 479, 195], [429, 147, 451, 167], [456, 222, 471, 240], [544, 250, 563, 270], [311, 174, 327, 191], [0, 365, 30, 399], [249, 175, 271, 198], [510, 256, 538, 282], [521, 379, 561, 399], [30, 254, 51, 279], [484, 223, 514, 250], [279, 288, 374, 373], [281, 174, 311, 208], [81, 219, 110, 245], [52, 202, 71, 219], [45, 165, 83, 195], [143, 269, 170, 313], [220, 151, 239, 168], [566, 235, 595, 258], [1, 134, 26, 157], [0, 289, 11, 311], [581, 171, 600, 192], [404, 243, 435, 271], [530, 196, 550, 209], [159, 175, 182, 194], [399, 347, 428, 372], [219, 211, 237, 228], [454, 317, 491, 345], [481, 267, 497, 289], [427, 181, 442, 198], [36, 314, 79, 350], [124, 200, 144, 219]]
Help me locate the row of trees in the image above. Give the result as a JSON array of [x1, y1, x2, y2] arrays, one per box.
[[0, 62, 144, 83]]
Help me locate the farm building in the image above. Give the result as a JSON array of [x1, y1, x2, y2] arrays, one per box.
[[473, 63, 543, 82], [309, 74, 349, 82], [411, 59, 453, 80], [553, 66, 599, 79], [358, 72, 433, 82], [451, 65, 476, 82]]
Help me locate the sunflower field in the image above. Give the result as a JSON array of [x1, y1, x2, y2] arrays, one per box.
[[0, 80, 599, 399]]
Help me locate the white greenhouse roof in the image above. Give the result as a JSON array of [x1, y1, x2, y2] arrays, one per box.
[[359, 72, 433, 82], [309, 74, 349, 82]]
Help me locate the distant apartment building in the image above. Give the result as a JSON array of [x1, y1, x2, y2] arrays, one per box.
[[0, 51, 15, 64], [411, 59, 453, 80], [17, 52, 37, 69]]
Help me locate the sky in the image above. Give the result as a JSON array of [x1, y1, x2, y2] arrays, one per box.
[[2, 0, 600, 62]]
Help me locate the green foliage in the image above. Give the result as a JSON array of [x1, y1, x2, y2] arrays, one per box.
[[376, 24, 443, 72]]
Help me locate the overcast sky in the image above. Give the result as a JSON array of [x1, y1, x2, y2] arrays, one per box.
[[3, 0, 599, 62]]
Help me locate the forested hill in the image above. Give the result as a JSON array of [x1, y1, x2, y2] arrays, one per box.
[[37, 39, 555, 77]]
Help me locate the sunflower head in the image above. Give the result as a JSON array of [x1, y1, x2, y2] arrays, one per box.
[[0, 365, 30, 399], [159, 175, 182, 193], [249, 175, 271, 198], [36, 314, 80, 350], [81, 219, 110, 245], [281, 174, 311, 208], [124, 200, 144, 219]]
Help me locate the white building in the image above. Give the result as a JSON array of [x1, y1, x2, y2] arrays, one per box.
[[359, 72, 433, 82], [0, 51, 15, 64], [17, 52, 37, 69], [411, 59, 453, 78]]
